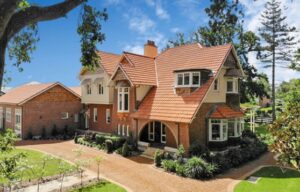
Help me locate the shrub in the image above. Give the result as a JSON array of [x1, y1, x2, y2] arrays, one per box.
[[242, 129, 257, 139], [105, 139, 114, 153], [115, 147, 122, 155], [154, 150, 163, 167], [184, 157, 216, 179], [95, 134, 106, 145], [74, 134, 79, 143], [161, 160, 177, 172], [175, 163, 186, 177], [27, 130, 33, 140], [227, 148, 243, 167], [52, 124, 58, 137], [211, 153, 231, 174], [176, 144, 185, 160], [188, 143, 210, 160], [121, 142, 130, 157]]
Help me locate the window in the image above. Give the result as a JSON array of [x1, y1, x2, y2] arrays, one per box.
[[93, 108, 98, 122], [127, 125, 130, 136], [61, 112, 69, 119], [148, 122, 154, 141], [209, 119, 228, 141], [6, 108, 11, 122], [98, 83, 104, 95], [106, 109, 111, 124], [161, 124, 166, 143], [227, 78, 239, 93], [86, 84, 92, 95], [74, 113, 79, 123], [228, 119, 235, 137], [122, 124, 125, 136], [0, 107, 3, 129], [228, 118, 244, 137], [213, 78, 219, 91], [176, 72, 201, 87], [118, 87, 129, 112], [117, 124, 121, 135]]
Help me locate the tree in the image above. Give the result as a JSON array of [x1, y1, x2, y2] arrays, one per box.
[[72, 148, 90, 186], [259, 0, 298, 121], [277, 79, 300, 103], [269, 100, 300, 170], [0, 0, 107, 88], [94, 156, 103, 181], [166, 0, 270, 102]]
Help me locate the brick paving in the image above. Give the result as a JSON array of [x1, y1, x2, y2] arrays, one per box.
[[17, 140, 276, 192]]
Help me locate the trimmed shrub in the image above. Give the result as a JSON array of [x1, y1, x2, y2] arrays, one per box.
[[51, 124, 58, 137], [175, 163, 186, 177], [211, 153, 231, 174], [154, 150, 163, 167], [184, 157, 216, 179], [188, 143, 211, 160], [227, 148, 244, 167], [161, 160, 177, 172], [121, 142, 130, 157], [95, 134, 106, 145], [105, 139, 114, 153]]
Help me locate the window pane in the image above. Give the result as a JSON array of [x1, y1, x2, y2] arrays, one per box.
[[228, 119, 235, 137], [227, 81, 233, 92], [211, 124, 220, 140], [184, 73, 190, 85], [177, 74, 183, 85], [119, 93, 122, 110], [214, 79, 218, 90], [192, 72, 200, 85], [223, 124, 227, 139], [236, 119, 241, 136], [124, 93, 129, 111]]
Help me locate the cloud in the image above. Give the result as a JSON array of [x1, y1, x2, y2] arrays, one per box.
[[124, 45, 144, 55], [240, 0, 300, 82], [126, 9, 155, 34], [175, 0, 204, 22], [170, 27, 180, 33], [104, 0, 123, 6], [145, 0, 170, 20]]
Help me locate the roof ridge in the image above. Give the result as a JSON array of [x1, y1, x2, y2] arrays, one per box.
[[97, 50, 120, 56], [123, 51, 155, 59]]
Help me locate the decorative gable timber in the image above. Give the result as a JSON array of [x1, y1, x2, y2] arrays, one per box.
[[224, 52, 237, 68]]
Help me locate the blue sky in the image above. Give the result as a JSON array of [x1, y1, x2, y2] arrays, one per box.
[[5, 0, 300, 88]]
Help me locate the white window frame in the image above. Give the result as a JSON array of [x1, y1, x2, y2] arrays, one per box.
[[122, 124, 125, 136], [227, 78, 239, 93], [209, 119, 228, 142], [148, 122, 154, 141], [127, 125, 130, 136], [228, 118, 244, 137], [176, 71, 201, 87], [15, 109, 22, 129], [61, 112, 69, 120], [106, 109, 111, 124], [213, 78, 219, 91], [118, 87, 129, 112], [98, 83, 104, 95], [86, 84, 92, 95], [93, 108, 98, 122], [6, 108, 11, 123], [74, 113, 79, 123], [161, 123, 166, 144], [117, 124, 121, 135]]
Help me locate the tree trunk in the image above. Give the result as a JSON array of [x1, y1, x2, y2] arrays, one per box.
[[272, 46, 276, 121], [0, 37, 6, 91]]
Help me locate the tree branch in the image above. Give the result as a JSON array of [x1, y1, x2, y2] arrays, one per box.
[[6, 0, 86, 41], [0, 0, 21, 38]]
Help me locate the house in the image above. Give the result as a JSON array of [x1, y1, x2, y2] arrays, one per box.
[[0, 82, 82, 138], [80, 40, 245, 151]]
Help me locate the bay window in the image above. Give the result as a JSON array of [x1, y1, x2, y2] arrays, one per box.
[[228, 118, 244, 137], [209, 119, 228, 142], [176, 71, 201, 87], [118, 87, 129, 112], [86, 84, 92, 95], [98, 83, 104, 95]]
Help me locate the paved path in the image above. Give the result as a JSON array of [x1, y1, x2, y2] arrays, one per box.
[[17, 140, 276, 192]]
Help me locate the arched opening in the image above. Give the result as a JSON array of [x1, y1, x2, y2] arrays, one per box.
[[140, 121, 177, 148]]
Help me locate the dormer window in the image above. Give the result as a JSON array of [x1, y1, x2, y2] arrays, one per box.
[[176, 71, 201, 87], [86, 84, 92, 95], [227, 78, 239, 93]]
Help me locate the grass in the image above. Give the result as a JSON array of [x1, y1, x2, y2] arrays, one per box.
[[0, 148, 75, 184], [244, 122, 268, 135], [235, 166, 300, 192], [71, 181, 127, 192]]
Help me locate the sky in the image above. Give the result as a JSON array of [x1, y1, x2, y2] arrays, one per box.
[[4, 0, 300, 89]]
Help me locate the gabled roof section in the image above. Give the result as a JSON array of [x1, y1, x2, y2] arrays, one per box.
[[0, 82, 80, 105], [133, 43, 235, 123], [110, 52, 157, 86], [209, 105, 244, 119]]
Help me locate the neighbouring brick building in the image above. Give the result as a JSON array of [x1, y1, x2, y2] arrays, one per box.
[[80, 40, 245, 152], [0, 82, 81, 139]]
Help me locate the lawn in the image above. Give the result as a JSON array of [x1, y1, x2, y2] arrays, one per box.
[[234, 166, 300, 192], [0, 148, 75, 184], [71, 181, 127, 192]]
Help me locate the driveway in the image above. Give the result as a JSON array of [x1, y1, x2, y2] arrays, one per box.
[[17, 140, 276, 192]]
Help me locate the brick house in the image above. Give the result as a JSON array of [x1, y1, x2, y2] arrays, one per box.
[[80, 41, 245, 152], [0, 82, 81, 139]]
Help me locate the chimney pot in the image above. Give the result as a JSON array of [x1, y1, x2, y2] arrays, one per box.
[[144, 40, 158, 58]]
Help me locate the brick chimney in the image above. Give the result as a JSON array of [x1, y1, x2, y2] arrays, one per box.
[[144, 40, 158, 58]]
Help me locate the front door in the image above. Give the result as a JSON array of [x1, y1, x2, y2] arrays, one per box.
[[154, 121, 161, 143]]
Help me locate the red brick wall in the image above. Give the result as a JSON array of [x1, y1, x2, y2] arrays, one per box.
[[88, 104, 113, 133], [21, 85, 82, 138]]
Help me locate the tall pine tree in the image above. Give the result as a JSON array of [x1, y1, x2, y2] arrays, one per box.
[[259, 0, 298, 120]]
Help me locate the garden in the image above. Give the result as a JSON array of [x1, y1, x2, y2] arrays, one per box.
[[0, 129, 127, 192], [153, 130, 268, 179]]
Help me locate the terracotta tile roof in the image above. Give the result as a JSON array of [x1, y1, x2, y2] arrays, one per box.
[[0, 83, 56, 105], [209, 105, 244, 119], [97, 51, 121, 75], [132, 43, 234, 123], [119, 52, 157, 86], [69, 86, 81, 97]]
